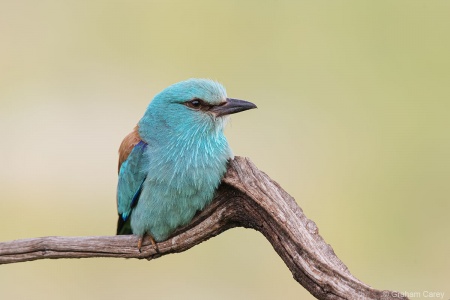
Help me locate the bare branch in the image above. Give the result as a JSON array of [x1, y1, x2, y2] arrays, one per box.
[[0, 157, 407, 300]]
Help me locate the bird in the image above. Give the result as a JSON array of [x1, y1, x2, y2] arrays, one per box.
[[116, 78, 257, 250]]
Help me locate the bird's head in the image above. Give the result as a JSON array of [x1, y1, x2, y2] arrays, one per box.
[[139, 79, 256, 140]]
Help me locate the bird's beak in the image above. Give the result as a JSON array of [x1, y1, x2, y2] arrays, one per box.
[[210, 98, 257, 117]]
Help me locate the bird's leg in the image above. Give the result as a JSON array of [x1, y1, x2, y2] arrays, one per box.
[[137, 236, 144, 252], [137, 234, 158, 253], [148, 234, 157, 249]]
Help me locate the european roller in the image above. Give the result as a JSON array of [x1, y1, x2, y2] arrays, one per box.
[[116, 78, 256, 249]]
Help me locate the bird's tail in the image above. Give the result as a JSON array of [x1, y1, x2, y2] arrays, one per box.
[[116, 215, 132, 235]]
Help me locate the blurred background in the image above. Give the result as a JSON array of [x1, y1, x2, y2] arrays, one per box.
[[1, 1, 449, 299]]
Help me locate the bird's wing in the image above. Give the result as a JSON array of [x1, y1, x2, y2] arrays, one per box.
[[118, 126, 142, 173], [116, 127, 148, 234]]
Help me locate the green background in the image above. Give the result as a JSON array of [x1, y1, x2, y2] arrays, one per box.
[[1, 1, 449, 299]]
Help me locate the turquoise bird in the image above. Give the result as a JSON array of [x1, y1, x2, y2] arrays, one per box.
[[116, 78, 256, 249]]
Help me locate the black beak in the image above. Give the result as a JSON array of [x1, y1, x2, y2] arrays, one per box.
[[210, 98, 257, 117]]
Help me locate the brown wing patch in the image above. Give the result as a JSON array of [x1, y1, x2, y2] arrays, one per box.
[[118, 125, 142, 173]]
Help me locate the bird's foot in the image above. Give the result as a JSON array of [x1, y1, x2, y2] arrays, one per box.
[[148, 235, 157, 249], [137, 236, 144, 252], [137, 234, 159, 253]]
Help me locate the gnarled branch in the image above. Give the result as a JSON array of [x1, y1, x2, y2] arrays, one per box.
[[0, 157, 407, 300]]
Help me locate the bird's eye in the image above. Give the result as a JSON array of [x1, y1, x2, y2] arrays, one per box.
[[185, 99, 203, 109]]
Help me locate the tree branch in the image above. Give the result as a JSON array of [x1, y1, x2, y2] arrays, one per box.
[[0, 156, 407, 300]]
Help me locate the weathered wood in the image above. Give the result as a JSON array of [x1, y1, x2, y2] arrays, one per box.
[[0, 156, 407, 300]]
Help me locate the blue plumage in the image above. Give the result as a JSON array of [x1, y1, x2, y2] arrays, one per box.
[[117, 141, 148, 221], [116, 79, 256, 246]]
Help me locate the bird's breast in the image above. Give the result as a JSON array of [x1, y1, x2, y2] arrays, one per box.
[[144, 133, 232, 194]]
